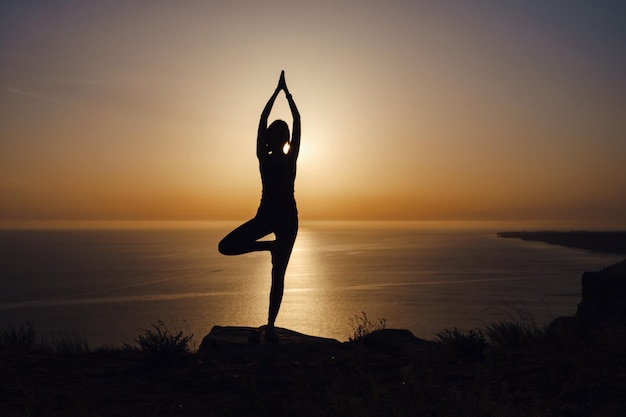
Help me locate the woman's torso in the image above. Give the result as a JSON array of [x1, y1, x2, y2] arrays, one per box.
[[258, 155, 297, 216]]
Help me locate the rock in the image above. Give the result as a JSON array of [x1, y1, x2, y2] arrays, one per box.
[[576, 259, 626, 326], [361, 328, 434, 354], [198, 326, 437, 359], [198, 325, 341, 354]]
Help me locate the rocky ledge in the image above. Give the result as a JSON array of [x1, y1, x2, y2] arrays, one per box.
[[199, 325, 434, 357]]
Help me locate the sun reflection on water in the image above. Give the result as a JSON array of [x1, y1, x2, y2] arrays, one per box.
[[278, 227, 352, 339]]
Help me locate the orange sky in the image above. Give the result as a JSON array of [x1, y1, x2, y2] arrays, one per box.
[[1, 1, 626, 228]]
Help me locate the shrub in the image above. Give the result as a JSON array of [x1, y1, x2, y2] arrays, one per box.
[[130, 320, 193, 363], [348, 311, 386, 342]]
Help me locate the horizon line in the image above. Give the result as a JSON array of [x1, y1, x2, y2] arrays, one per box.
[[1, 219, 625, 231]]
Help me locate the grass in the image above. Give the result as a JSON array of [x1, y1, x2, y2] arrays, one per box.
[[0, 322, 89, 354], [348, 311, 387, 342], [0, 320, 193, 358], [482, 299, 548, 348], [0, 322, 37, 353], [433, 299, 549, 357], [435, 327, 487, 361]]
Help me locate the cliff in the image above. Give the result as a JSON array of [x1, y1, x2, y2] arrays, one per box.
[[577, 259, 626, 325]]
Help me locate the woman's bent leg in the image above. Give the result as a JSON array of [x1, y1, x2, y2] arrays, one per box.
[[218, 217, 273, 256]]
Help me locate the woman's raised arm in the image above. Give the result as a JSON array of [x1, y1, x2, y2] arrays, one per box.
[[257, 77, 282, 158], [282, 74, 301, 159]]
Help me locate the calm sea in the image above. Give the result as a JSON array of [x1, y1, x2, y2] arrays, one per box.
[[0, 221, 623, 347]]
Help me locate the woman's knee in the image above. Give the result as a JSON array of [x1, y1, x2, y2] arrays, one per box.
[[218, 237, 237, 255]]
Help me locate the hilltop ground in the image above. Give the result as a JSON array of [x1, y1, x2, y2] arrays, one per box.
[[2, 315, 626, 417]]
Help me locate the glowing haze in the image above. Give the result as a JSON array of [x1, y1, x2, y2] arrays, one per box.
[[1, 1, 625, 227]]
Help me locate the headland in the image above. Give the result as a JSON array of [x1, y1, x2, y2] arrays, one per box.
[[497, 230, 626, 254]]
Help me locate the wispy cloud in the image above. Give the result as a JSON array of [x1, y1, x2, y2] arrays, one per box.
[[4, 84, 63, 104], [41, 75, 106, 87], [4, 74, 105, 103], [5, 85, 44, 99]]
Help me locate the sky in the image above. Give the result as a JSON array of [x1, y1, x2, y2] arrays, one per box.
[[1, 1, 625, 227]]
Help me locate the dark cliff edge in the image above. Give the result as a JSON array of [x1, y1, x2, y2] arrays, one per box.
[[577, 259, 626, 324], [549, 258, 626, 354], [499, 230, 626, 333]]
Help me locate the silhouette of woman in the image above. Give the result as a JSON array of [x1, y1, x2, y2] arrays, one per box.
[[218, 71, 300, 342]]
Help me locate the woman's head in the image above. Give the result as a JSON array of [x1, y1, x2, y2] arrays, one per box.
[[266, 120, 290, 154]]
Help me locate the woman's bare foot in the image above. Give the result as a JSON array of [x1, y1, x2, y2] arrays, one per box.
[[261, 325, 279, 343]]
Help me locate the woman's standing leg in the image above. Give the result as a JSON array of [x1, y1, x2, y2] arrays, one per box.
[[267, 215, 298, 330]]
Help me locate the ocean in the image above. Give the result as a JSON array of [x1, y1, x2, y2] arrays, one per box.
[[0, 221, 622, 347]]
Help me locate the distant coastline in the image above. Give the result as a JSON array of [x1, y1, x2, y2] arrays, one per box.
[[497, 231, 626, 255]]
